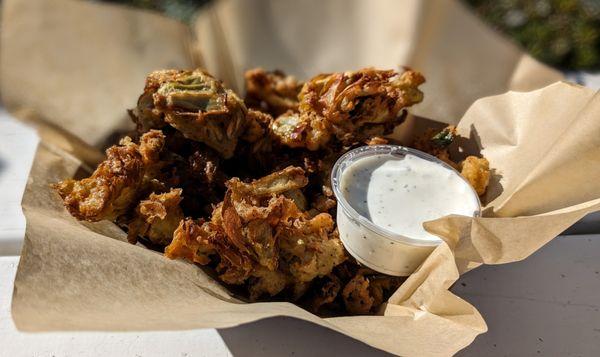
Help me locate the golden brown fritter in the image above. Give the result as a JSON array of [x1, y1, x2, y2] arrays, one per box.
[[55, 66, 495, 316], [460, 156, 490, 196], [54, 130, 166, 221], [128, 70, 178, 133], [127, 188, 184, 245], [164, 218, 205, 264], [130, 69, 248, 158], [270, 68, 425, 150], [226, 166, 308, 197], [412, 125, 457, 166], [165, 166, 346, 301], [341, 274, 374, 315], [241, 109, 273, 143], [304, 274, 342, 312], [413, 126, 490, 196], [340, 272, 403, 315], [177, 148, 227, 217], [365, 136, 390, 146], [244, 68, 302, 117], [271, 111, 330, 151]]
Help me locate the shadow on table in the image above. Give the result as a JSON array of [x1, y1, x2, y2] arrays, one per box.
[[217, 316, 392, 357]]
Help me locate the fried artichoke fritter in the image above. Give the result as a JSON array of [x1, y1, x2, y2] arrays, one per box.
[[305, 274, 342, 312], [340, 271, 404, 315], [270, 68, 425, 150], [460, 156, 490, 196], [178, 148, 227, 216], [130, 69, 248, 158], [127, 188, 183, 245], [165, 166, 346, 300], [55, 66, 496, 316], [342, 274, 375, 315], [413, 125, 491, 196], [54, 130, 166, 221], [226, 166, 308, 197], [244, 68, 302, 117], [412, 125, 457, 166]]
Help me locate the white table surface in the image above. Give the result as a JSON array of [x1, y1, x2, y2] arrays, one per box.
[[1, 92, 599, 356]]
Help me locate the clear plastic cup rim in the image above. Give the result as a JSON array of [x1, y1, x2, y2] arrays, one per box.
[[330, 145, 482, 247]]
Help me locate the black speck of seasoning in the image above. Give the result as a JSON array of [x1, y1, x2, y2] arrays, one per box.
[[595, 271, 599, 274], [378, 211, 382, 214], [390, 242, 394, 245], [363, 200, 367, 204], [537, 350, 541, 354], [387, 224, 392, 227], [483, 277, 487, 281], [588, 238, 592, 242], [393, 180, 397, 183], [460, 283, 466, 287], [362, 236, 367, 240], [493, 344, 497, 348], [560, 274, 566, 278], [389, 188, 394, 192], [404, 265, 409, 269], [538, 337, 543, 342], [413, 185, 416, 189], [403, 184, 408, 188]]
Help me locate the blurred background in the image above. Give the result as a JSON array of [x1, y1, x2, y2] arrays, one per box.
[[100, 0, 599, 71]]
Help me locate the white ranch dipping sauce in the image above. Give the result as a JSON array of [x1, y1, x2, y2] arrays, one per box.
[[332, 146, 480, 276]]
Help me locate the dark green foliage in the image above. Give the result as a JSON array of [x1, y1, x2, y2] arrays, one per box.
[[465, 0, 599, 70], [97, 0, 599, 70]]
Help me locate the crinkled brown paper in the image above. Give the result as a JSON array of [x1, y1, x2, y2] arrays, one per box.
[[2, 0, 598, 356]]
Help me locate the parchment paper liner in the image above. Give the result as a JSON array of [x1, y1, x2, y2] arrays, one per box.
[[3, 0, 598, 356]]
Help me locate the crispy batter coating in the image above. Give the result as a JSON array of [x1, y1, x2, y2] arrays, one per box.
[[305, 274, 342, 312], [164, 218, 205, 264], [365, 136, 389, 146], [130, 69, 248, 158], [56, 67, 495, 316], [165, 166, 346, 300], [270, 68, 425, 150], [249, 266, 289, 299], [460, 156, 490, 196], [128, 70, 177, 132], [54, 130, 165, 221], [271, 111, 331, 151], [244, 68, 302, 117], [341, 274, 374, 315], [340, 272, 403, 315], [177, 148, 227, 217], [241, 109, 273, 143], [413, 126, 490, 196], [167, 217, 255, 284], [227, 166, 308, 197], [412, 125, 457, 166], [127, 188, 183, 245]]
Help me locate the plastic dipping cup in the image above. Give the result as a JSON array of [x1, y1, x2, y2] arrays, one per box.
[[331, 145, 481, 276]]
